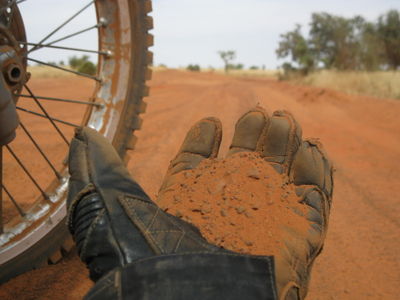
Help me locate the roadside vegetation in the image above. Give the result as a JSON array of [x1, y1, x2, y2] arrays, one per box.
[[276, 10, 400, 75], [212, 68, 279, 79], [68, 55, 97, 75], [295, 70, 400, 99], [28, 55, 97, 78], [275, 9, 400, 99]]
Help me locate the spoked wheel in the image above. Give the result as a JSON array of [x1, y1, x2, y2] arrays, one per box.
[[0, 0, 153, 283]]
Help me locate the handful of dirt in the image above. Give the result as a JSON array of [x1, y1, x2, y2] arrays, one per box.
[[158, 152, 310, 256]]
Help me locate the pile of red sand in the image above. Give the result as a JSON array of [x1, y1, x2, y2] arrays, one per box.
[[0, 254, 91, 300], [158, 152, 309, 256]]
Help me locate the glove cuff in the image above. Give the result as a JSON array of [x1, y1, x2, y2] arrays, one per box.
[[85, 253, 278, 300]]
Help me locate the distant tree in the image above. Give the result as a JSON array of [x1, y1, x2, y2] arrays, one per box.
[[187, 64, 201, 72], [227, 63, 244, 70], [59, 60, 65, 66], [276, 24, 315, 74], [249, 66, 259, 70], [69, 55, 90, 69], [69, 55, 97, 75], [360, 22, 385, 70], [377, 10, 400, 69], [308, 13, 368, 70], [279, 62, 298, 80], [276, 10, 400, 74], [218, 50, 236, 73], [78, 61, 97, 75]]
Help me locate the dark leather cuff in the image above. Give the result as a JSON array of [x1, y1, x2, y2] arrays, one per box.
[[85, 253, 278, 300]]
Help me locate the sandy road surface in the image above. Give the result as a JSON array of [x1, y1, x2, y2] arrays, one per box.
[[1, 70, 399, 299]]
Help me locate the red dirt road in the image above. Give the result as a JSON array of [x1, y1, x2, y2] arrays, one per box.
[[1, 70, 399, 299]]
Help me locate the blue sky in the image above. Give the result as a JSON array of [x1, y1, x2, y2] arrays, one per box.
[[20, 0, 400, 69]]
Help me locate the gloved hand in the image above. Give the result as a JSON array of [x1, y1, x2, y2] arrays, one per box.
[[67, 126, 225, 282], [158, 107, 333, 300], [67, 106, 333, 300]]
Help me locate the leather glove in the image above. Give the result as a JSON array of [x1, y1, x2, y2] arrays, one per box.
[[67, 127, 225, 282], [158, 107, 334, 300]]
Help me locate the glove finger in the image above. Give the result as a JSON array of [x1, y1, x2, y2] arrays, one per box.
[[261, 110, 302, 174], [227, 107, 270, 156], [159, 117, 222, 192], [289, 139, 333, 199]]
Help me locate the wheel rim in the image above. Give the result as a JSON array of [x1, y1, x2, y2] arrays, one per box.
[[0, 0, 142, 268]]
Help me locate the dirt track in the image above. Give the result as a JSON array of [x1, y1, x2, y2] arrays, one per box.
[[1, 70, 399, 299]]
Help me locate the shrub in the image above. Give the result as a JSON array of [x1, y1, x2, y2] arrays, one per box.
[[187, 64, 201, 72], [78, 61, 97, 75]]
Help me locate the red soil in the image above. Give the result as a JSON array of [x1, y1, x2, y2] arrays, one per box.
[[158, 152, 310, 256], [0, 70, 399, 299]]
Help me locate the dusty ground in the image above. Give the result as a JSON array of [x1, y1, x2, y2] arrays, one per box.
[[0, 70, 399, 299]]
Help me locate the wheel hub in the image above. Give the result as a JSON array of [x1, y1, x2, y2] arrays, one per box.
[[0, 3, 27, 145], [0, 24, 28, 97]]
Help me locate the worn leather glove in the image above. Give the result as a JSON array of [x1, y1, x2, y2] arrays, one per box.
[[158, 107, 334, 300], [67, 127, 224, 282], [68, 105, 332, 300]]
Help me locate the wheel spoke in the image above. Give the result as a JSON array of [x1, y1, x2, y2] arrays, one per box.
[[6, 145, 49, 200], [16, 106, 79, 128], [21, 42, 110, 56], [18, 93, 103, 107], [19, 122, 61, 179], [28, 0, 95, 53], [27, 58, 100, 82], [39, 23, 104, 49], [24, 85, 71, 145], [3, 185, 25, 217]]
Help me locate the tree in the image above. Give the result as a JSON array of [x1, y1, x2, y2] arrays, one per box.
[[359, 22, 385, 70], [69, 55, 90, 69], [276, 10, 400, 74], [377, 10, 400, 69], [308, 13, 366, 70], [187, 64, 201, 72], [78, 61, 97, 75], [69, 55, 97, 75], [276, 24, 315, 74], [218, 50, 236, 73], [227, 63, 244, 70]]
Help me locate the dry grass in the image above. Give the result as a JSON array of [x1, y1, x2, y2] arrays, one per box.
[[151, 65, 170, 72], [296, 70, 400, 100], [28, 65, 74, 78], [159, 67, 280, 79], [208, 68, 280, 79]]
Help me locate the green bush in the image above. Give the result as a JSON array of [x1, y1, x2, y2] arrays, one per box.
[[69, 55, 97, 75], [187, 64, 201, 72], [78, 61, 97, 75], [227, 63, 244, 70]]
